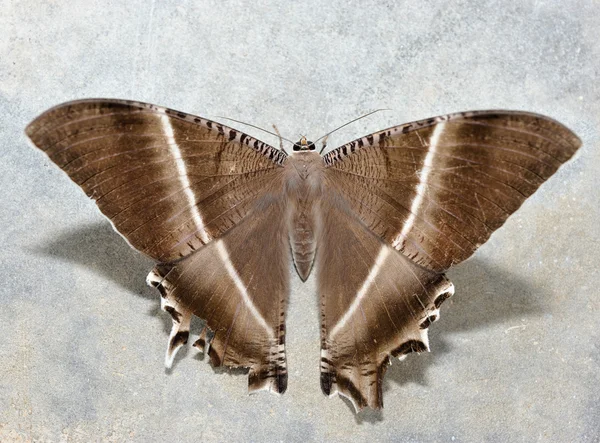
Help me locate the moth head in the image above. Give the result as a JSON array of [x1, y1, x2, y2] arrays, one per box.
[[292, 136, 316, 152]]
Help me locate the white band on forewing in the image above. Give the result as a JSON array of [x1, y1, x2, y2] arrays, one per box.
[[160, 114, 211, 244]]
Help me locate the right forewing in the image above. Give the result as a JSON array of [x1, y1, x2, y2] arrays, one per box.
[[323, 111, 580, 272]]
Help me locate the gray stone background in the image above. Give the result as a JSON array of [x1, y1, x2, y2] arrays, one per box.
[[1, 0, 598, 441]]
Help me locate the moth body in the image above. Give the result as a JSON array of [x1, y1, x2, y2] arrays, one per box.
[[26, 99, 581, 411], [285, 150, 324, 281]]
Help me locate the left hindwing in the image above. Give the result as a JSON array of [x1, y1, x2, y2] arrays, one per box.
[[323, 111, 581, 272]]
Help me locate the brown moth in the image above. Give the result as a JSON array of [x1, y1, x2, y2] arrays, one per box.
[[26, 99, 581, 411]]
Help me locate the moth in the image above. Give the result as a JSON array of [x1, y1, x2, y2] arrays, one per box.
[[26, 99, 580, 411]]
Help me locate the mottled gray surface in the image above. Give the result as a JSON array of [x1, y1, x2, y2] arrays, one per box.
[[1, 0, 598, 441]]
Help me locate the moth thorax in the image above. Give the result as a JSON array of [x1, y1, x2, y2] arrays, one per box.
[[292, 135, 316, 152]]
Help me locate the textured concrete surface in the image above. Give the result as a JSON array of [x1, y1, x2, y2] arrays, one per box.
[[1, 0, 599, 441]]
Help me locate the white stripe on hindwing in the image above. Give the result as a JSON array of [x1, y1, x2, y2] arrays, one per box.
[[215, 240, 274, 337], [329, 245, 390, 339]]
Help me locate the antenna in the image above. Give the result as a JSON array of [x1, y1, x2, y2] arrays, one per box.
[[316, 108, 390, 154]]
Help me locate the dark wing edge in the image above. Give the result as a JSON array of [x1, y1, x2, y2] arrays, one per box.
[[323, 110, 581, 167], [26, 98, 287, 167]]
